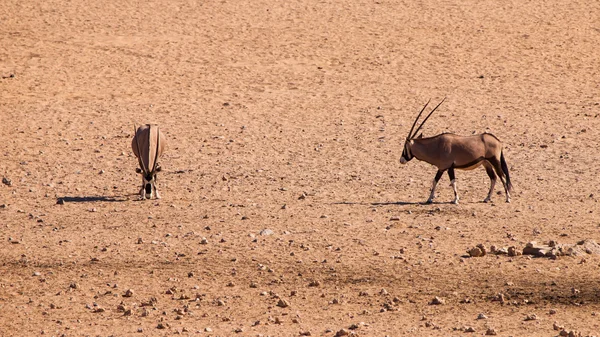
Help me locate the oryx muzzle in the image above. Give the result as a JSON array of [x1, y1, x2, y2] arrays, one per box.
[[400, 99, 513, 204], [132, 124, 166, 200]]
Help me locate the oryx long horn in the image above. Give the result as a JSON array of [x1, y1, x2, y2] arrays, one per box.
[[411, 97, 446, 139], [133, 124, 148, 174], [407, 99, 431, 140], [150, 126, 160, 173]]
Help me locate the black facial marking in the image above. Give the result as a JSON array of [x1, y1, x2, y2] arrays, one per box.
[[145, 183, 152, 195]]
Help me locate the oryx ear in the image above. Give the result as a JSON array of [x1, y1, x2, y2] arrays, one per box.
[[136, 168, 142, 174], [156, 166, 162, 172], [417, 133, 423, 139]]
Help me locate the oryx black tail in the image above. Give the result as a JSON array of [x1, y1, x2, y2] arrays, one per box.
[[500, 151, 512, 192]]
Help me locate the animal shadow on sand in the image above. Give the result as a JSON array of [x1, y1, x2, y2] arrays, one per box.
[[57, 196, 130, 203], [332, 201, 422, 206]]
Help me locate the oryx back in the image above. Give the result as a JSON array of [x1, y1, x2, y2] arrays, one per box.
[[132, 124, 166, 200], [132, 124, 165, 173]]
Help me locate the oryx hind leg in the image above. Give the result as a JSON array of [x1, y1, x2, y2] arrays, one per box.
[[448, 168, 459, 204], [488, 157, 510, 203], [483, 161, 496, 203], [426, 170, 444, 204]]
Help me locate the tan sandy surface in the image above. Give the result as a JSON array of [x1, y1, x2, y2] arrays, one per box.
[[2, 0, 600, 336]]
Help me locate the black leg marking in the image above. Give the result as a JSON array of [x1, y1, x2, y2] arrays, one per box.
[[434, 170, 444, 182], [448, 168, 455, 181], [426, 170, 445, 204], [485, 165, 497, 180]]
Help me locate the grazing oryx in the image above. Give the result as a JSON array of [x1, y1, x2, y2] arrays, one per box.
[[132, 124, 166, 200], [400, 99, 512, 204]]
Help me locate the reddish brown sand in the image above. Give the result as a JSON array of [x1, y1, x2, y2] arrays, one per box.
[[2, 0, 600, 336]]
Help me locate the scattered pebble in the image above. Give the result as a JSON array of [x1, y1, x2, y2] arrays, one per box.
[[260, 229, 274, 236], [277, 298, 290, 308], [335, 329, 349, 336], [524, 314, 538, 321], [430, 297, 445, 305], [2, 177, 12, 186], [485, 328, 498, 335]]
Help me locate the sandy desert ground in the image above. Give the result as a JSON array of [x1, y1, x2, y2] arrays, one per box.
[[2, 0, 600, 336]]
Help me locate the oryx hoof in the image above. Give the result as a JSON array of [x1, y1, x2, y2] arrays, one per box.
[[452, 199, 459, 205], [483, 198, 491, 203], [425, 199, 433, 204], [505, 198, 511, 203]]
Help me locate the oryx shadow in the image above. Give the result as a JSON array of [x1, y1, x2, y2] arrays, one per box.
[[331, 200, 423, 206], [57, 195, 130, 203]]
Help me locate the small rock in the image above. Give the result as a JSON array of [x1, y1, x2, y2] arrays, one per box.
[[468, 246, 485, 257], [123, 289, 134, 297], [430, 297, 445, 305], [157, 323, 166, 329], [204, 327, 212, 332], [524, 314, 538, 321], [335, 329, 349, 337], [259, 229, 274, 236], [200, 237, 208, 244], [33, 271, 41, 277], [308, 280, 321, 287], [277, 298, 290, 308], [464, 326, 476, 332], [485, 328, 497, 335], [390, 216, 400, 221], [2, 177, 12, 186], [508, 246, 521, 256], [553, 322, 564, 331], [477, 313, 488, 319]]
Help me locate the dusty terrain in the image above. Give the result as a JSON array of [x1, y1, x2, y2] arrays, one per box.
[[2, 0, 600, 336]]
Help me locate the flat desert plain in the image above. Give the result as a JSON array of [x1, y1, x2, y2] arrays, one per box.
[[1, 0, 600, 336]]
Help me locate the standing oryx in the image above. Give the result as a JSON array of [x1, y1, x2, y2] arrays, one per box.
[[400, 99, 512, 204], [132, 124, 166, 200]]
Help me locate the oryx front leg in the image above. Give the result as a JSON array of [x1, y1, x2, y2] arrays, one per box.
[[426, 170, 444, 204], [448, 168, 459, 204], [139, 177, 147, 200], [154, 182, 161, 199]]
